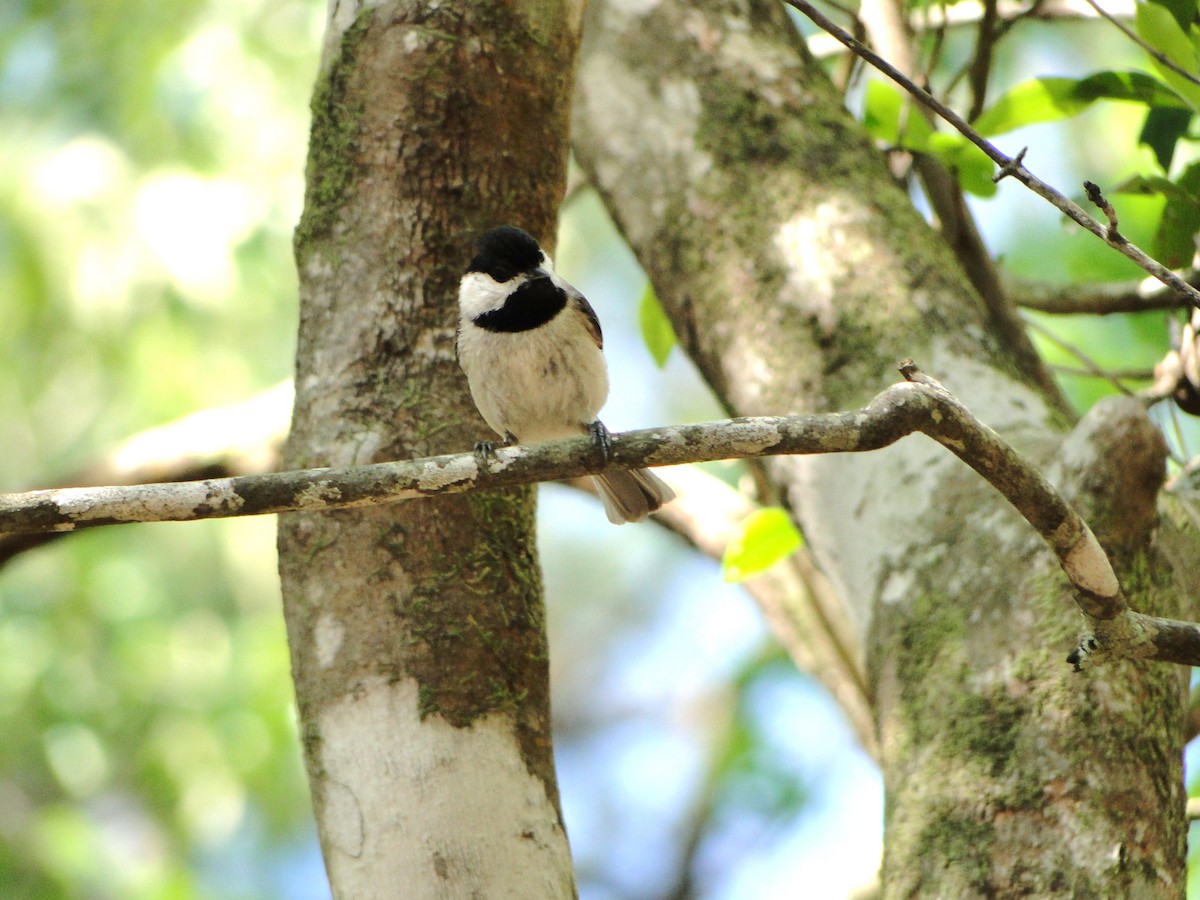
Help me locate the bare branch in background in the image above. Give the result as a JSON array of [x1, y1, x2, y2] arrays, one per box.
[[1048, 365, 1156, 381], [1011, 272, 1196, 314], [966, 0, 1000, 121], [1020, 315, 1138, 397], [785, 0, 1200, 308]]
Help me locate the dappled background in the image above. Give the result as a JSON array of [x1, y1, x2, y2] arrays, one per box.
[[1, 0, 1198, 897]]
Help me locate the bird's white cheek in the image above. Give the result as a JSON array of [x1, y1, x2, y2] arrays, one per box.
[[457, 272, 511, 319]]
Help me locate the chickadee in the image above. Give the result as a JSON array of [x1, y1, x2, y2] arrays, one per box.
[[456, 225, 675, 524]]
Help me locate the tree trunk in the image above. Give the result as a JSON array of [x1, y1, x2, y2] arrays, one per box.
[[571, 0, 1198, 894], [278, 1, 582, 895]]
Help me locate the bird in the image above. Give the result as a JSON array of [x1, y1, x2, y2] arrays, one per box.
[[456, 225, 675, 524]]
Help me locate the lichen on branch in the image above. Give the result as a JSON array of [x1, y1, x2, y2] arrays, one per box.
[[2, 361, 1194, 667]]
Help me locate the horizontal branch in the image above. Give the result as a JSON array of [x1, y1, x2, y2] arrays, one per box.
[[1011, 273, 1195, 315], [0, 362, 1191, 666], [0, 381, 291, 568], [0, 401, 917, 533]]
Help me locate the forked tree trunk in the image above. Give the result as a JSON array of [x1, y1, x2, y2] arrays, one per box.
[[280, 0, 1200, 894], [278, 1, 582, 896], [572, 0, 1200, 894]]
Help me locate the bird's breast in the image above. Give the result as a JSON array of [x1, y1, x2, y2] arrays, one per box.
[[457, 313, 610, 443]]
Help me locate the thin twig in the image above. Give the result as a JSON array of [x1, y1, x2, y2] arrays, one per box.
[[1081, 0, 1200, 90], [966, 0, 1000, 122], [782, 0, 1200, 309], [921, 2, 949, 89], [1084, 180, 1123, 243], [856, 0, 1059, 402], [1021, 315, 1137, 396], [805, 0, 1135, 59], [1048, 364, 1155, 381]]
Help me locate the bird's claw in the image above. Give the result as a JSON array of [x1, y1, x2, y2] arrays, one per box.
[[587, 420, 612, 463], [474, 432, 517, 468], [474, 441, 498, 467]]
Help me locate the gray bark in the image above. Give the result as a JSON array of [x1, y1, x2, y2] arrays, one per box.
[[572, 0, 1199, 894], [278, 1, 582, 896]]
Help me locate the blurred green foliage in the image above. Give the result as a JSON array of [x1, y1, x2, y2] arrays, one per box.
[[859, 9, 1198, 428], [0, 0, 323, 895]]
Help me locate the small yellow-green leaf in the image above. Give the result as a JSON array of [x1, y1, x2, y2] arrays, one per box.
[[1151, 159, 1200, 267], [639, 282, 676, 368], [722, 508, 803, 583]]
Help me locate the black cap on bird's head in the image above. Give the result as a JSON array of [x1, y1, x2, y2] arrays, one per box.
[[467, 226, 546, 283]]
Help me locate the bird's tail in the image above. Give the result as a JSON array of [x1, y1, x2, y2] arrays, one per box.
[[593, 468, 675, 525]]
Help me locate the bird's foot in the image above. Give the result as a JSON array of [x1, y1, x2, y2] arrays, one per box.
[[587, 420, 612, 463], [474, 432, 518, 467]]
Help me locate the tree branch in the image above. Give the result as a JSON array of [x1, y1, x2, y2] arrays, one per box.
[[858, 0, 1061, 402], [1011, 272, 1196, 314], [1081, 0, 1200, 91], [0, 381, 291, 568], [784, 0, 1200, 309], [1020, 315, 1138, 396], [966, 0, 1000, 122], [2, 361, 1193, 667], [805, 0, 1137, 58], [0, 369, 963, 533]]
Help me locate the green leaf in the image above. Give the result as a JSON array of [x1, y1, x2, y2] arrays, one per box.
[[1154, 160, 1200, 267], [1136, 0, 1196, 61], [1152, 0, 1196, 28], [1139, 104, 1192, 170], [974, 71, 1188, 136], [638, 282, 677, 367], [1135, 1, 1200, 110], [722, 508, 803, 583], [1113, 172, 1196, 200], [863, 81, 994, 194]]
